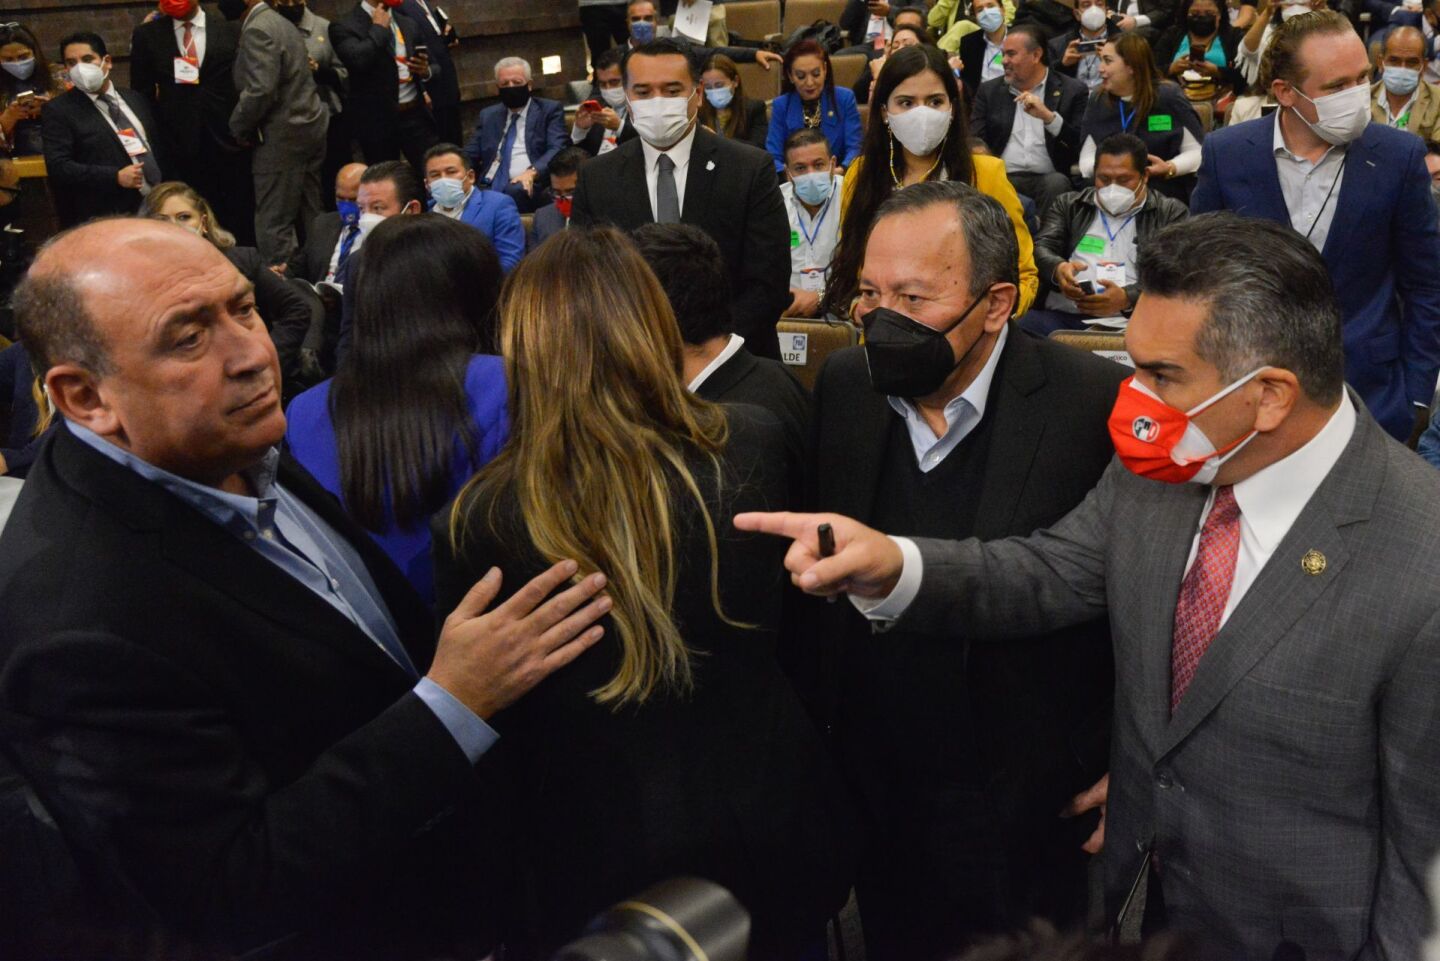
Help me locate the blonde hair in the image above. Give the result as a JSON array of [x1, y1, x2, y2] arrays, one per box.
[[1260, 7, 1348, 90], [140, 181, 236, 249], [451, 226, 735, 707]]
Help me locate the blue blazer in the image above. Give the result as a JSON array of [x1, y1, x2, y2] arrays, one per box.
[[765, 87, 864, 173], [1191, 117, 1440, 440], [283, 354, 509, 606], [464, 97, 569, 182], [429, 188, 525, 272]]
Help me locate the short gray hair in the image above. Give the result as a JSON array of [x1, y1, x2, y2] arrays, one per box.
[[493, 56, 533, 83], [13, 232, 116, 376], [868, 180, 1020, 302], [1136, 212, 1344, 403]]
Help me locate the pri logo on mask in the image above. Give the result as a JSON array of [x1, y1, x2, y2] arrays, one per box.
[[1131, 415, 1160, 443]]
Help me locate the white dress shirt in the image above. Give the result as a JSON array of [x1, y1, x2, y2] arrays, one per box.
[[324, 222, 363, 284], [361, 0, 417, 103], [641, 122, 697, 220], [860, 394, 1356, 623], [1001, 71, 1064, 174], [87, 84, 154, 195], [1042, 200, 1139, 320], [686, 333, 746, 391], [981, 32, 1007, 83], [486, 105, 532, 182], [780, 176, 843, 290], [1124, 0, 1153, 27], [173, 6, 208, 65], [889, 324, 1009, 474], [1272, 111, 1346, 252]]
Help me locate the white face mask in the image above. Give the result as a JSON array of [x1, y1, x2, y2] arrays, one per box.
[[887, 105, 952, 156], [628, 91, 696, 149], [69, 60, 108, 94], [1097, 182, 1139, 215], [600, 85, 627, 108], [1080, 5, 1108, 31], [357, 211, 385, 235], [1291, 82, 1371, 146]]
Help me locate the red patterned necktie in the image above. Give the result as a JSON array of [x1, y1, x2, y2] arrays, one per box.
[[182, 22, 198, 61], [1170, 485, 1242, 713]]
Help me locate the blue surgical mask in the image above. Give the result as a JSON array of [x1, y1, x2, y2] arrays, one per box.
[[631, 20, 655, 43], [792, 171, 834, 206], [429, 176, 468, 209], [336, 198, 360, 226], [1384, 65, 1421, 96], [705, 85, 734, 109], [977, 7, 1004, 32]]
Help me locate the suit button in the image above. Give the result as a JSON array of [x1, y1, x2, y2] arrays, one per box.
[[1156, 771, 1174, 789]]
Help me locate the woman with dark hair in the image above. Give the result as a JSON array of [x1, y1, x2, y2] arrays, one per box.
[[285, 214, 508, 605], [0, 22, 61, 155], [698, 53, 768, 150], [1078, 33, 1205, 200], [826, 43, 1038, 317], [1154, 0, 1246, 97], [765, 39, 865, 173], [854, 23, 930, 104], [436, 225, 851, 961]]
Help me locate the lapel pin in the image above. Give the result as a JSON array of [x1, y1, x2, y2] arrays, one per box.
[[706, 160, 715, 171], [1300, 549, 1326, 576]]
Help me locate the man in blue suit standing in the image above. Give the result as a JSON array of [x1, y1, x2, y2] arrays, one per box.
[[464, 56, 568, 214], [423, 143, 525, 272], [1192, 9, 1440, 441]]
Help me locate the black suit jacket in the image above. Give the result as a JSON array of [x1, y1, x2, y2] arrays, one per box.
[[570, 128, 791, 360], [42, 86, 168, 227], [330, 5, 431, 138], [290, 209, 345, 282], [0, 428, 501, 960], [128, 9, 242, 162], [397, 0, 458, 108], [695, 346, 810, 506], [969, 69, 1089, 174], [800, 330, 1125, 938]]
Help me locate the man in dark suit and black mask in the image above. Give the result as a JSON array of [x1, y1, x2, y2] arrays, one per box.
[[569, 38, 791, 361], [801, 180, 1125, 961]]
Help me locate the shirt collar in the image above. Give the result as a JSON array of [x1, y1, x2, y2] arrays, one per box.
[[1271, 108, 1343, 164], [686, 333, 746, 392], [65, 419, 282, 532], [640, 120, 698, 172], [1230, 394, 1356, 554], [888, 323, 1009, 432], [1009, 69, 1048, 95]]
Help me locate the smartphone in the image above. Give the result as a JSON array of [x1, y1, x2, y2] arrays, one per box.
[[1188, 47, 1204, 62], [580, 99, 602, 113], [16, 90, 34, 101], [1076, 38, 1105, 54], [1076, 279, 1098, 296], [413, 43, 428, 58]]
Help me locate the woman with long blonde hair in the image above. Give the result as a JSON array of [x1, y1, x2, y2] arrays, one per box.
[[436, 225, 850, 960]]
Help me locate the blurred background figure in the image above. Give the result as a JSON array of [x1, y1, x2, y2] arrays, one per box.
[[0, 22, 62, 157], [698, 53, 769, 151]]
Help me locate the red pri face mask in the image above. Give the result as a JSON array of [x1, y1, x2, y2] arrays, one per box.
[[554, 196, 573, 219], [159, 0, 196, 18], [1107, 372, 1262, 485]]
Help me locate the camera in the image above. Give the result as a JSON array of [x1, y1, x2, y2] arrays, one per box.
[[552, 879, 749, 961]]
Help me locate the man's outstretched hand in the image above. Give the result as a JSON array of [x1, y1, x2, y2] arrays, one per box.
[[733, 511, 904, 600]]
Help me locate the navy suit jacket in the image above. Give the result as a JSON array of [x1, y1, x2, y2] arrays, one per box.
[[396, 0, 458, 108], [464, 98, 568, 182], [1191, 117, 1440, 439], [527, 201, 566, 251], [428, 188, 525, 272]]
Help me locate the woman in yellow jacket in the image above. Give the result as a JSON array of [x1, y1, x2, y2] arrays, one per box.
[[826, 44, 1039, 319]]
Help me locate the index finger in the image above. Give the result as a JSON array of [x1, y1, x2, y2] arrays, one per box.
[[733, 510, 829, 540]]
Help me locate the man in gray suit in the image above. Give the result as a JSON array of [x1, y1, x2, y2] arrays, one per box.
[[738, 213, 1440, 960], [229, 0, 327, 267]]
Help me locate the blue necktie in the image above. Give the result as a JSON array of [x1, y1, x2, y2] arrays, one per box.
[[492, 115, 518, 190], [336, 224, 357, 274]]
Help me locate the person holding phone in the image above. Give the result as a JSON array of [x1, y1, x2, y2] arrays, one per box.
[[1154, 0, 1246, 98], [330, 0, 441, 171], [1048, 0, 1121, 92], [1024, 132, 1188, 334], [571, 46, 634, 156], [0, 23, 60, 156]]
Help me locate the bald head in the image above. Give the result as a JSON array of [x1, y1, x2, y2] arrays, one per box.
[[1384, 25, 1428, 63], [336, 162, 366, 203]]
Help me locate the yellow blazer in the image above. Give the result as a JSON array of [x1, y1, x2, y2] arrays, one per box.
[[839, 153, 1039, 316]]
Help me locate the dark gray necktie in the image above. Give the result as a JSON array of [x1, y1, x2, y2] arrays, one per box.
[[104, 93, 161, 187], [655, 153, 679, 224]]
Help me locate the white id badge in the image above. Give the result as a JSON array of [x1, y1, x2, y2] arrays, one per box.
[[799, 267, 826, 292], [173, 56, 200, 84], [1095, 262, 1127, 287], [116, 127, 147, 157]]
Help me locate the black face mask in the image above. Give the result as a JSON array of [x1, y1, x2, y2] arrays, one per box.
[[217, 0, 247, 20], [1187, 13, 1217, 33], [275, 3, 305, 22], [499, 85, 532, 110], [861, 292, 991, 398]]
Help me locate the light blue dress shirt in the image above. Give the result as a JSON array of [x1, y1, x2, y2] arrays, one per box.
[[66, 421, 497, 763], [886, 325, 1009, 473]]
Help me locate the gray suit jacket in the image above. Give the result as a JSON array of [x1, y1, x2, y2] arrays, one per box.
[[894, 395, 1440, 960], [230, 1, 326, 172]]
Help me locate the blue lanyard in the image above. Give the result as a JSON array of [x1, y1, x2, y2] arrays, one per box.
[[1117, 99, 1136, 132], [1098, 208, 1136, 243], [796, 192, 834, 250]]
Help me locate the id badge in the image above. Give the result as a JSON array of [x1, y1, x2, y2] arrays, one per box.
[[173, 56, 200, 84], [1095, 261, 1126, 288], [799, 267, 826, 292], [116, 127, 147, 157]]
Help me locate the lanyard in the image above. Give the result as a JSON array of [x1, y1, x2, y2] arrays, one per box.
[[796, 192, 833, 251], [1117, 99, 1136, 132], [1303, 151, 1348, 241], [1098, 208, 1136, 243]]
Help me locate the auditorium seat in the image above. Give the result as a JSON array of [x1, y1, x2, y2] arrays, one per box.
[[1048, 328, 1134, 367], [857, 102, 870, 130], [783, 0, 848, 34], [724, 0, 782, 42], [777, 316, 859, 389], [738, 59, 782, 101], [520, 213, 534, 236], [830, 53, 868, 91]]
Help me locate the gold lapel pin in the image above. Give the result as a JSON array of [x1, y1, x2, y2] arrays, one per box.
[[1301, 549, 1326, 576]]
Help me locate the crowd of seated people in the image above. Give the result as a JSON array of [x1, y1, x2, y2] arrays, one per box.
[[5, 3, 1440, 961]]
